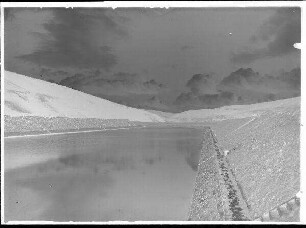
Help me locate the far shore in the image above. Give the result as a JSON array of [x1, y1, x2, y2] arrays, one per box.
[[3, 127, 140, 139]]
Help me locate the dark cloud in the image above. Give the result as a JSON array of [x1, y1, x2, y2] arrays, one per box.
[[57, 70, 168, 111], [47, 79, 56, 84], [5, 8, 301, 113], [59, 71, 165, 98], [175, 91, 234, 110], [186, 73, 217, 94], [143, 79, 163, 89], [93, 93, 173, 112], [277, 67, 301, 89], [218, 67, 300, 91], [17, 8, 129, 70], [111, 94, 172, 112], [174, 72, 234, 110], [217, 67, 301, 103], [39, 68, 71, 82], [218, 68, 260, 87], [174, 67, 300, 111], [59, 73, 87, 90], [231, 8, 301, 64], [113, 72, 137, 80], [137, 96, 170, 111]]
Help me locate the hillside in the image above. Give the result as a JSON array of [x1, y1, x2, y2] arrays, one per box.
[[168, 97, 300, 123], [4, 71, 164, 122]]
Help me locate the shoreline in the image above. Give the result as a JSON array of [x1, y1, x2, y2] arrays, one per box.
[[4, 124, 208, 139], [3, 127, 140, 139]]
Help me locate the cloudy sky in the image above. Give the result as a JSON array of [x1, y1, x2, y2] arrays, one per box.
[[4, 7, 301, 112]]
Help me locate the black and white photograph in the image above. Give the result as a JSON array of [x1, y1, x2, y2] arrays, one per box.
[[0, 1, 304, 224]]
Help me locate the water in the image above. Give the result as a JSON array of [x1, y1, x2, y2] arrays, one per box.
[[4, 127, 204, 222]]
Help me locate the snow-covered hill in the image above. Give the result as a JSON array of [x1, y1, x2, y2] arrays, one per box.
[[4, 71, 165, 122], [168, 96, 300, 122], [4, 70, 300, 124]]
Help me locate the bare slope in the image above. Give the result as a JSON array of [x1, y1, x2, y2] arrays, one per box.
[[178, 97, 300, 220], [168, 97, 300, 123], [4, 71, 164, 122], [210, 98, 300, 219]]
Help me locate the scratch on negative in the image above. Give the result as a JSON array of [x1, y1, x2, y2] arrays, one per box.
[[234, 117, 256, 132]]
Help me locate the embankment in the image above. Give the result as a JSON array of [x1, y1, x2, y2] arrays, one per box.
[[4, 115, 145, 137], [188, 128, 251, 221], [189, 125, 300, 222]]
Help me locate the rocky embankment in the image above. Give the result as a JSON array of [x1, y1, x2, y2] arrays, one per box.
[[189, 125, 300, 222], [4, 115, 144, 136], [188, 128, 227, 221], [209, 105, 300, 221], [188, 128, 251, 221]]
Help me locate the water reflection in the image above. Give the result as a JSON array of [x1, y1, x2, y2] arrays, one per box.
[[175, 135, 203, 171], [5, 127, 203, 221]]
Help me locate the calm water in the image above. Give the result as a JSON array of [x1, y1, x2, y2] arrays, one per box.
[[4, 127, 203, 221]]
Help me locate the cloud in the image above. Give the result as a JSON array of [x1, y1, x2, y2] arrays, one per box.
[[135, 96, 171, 112], [17, 8, 129, 70], [38, 68, 71, 82], [57, 70, 168, 111], [277, 67, 301, 89], [143, 79, 163, 90], [175, 91, 234, 110], [231, 8, 301, 64], [217, 67, 301, 103], [218, 68, 260, 87], [174, 72, 234, 110], [174, 67, 300, 111], [59, 73, 87, 90], [186, 73, 218, 94], [59, 71, 165, 99]]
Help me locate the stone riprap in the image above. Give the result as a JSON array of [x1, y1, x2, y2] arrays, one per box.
[[4, 115, 142, 136], [188, 128, 252, 221], [188, 128, 231, 221]]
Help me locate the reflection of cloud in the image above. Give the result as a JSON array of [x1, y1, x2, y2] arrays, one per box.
[[142, 153, 164, 166], [175, 138, 202, 171], [17, 8, 129, 70], [231, 8, 301, 64], [55, 152, 137, 172], [58, 154, 83, 168]]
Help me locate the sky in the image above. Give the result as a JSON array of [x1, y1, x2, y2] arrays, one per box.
[[4, 7, 301, 112]]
